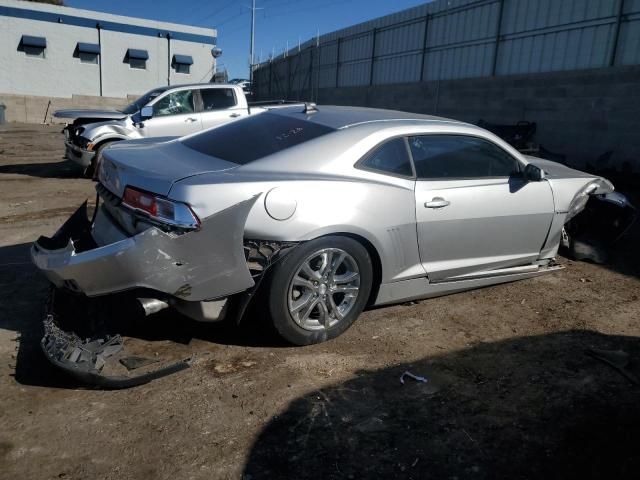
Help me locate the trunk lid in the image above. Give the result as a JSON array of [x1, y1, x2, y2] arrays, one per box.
[[99, 139, 238, 198]]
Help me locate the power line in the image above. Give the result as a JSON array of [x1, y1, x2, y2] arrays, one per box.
[[197, 0, 239, 24], [182, 0, 220, 23], [216, 9, 248, 28], [262, 0, 303, 8], [263, 0, 356, 20]]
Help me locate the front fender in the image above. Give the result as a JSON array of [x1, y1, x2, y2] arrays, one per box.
[[83, 121, 140, 145]]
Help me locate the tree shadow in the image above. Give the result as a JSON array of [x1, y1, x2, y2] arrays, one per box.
[[243, 330, 640, 479], [0, 159, 84, 179]]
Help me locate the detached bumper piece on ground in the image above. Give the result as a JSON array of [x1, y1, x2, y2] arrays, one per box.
[[42, 288, 192, 389]]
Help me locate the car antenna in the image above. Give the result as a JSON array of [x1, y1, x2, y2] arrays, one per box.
[[303, 102, 318, 114]]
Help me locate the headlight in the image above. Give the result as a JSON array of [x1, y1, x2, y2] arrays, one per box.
[[76, 135, 91, 150]]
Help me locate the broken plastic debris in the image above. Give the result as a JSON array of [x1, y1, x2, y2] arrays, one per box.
[[119, 356, 160, 371], [400, 371, 428, 385]]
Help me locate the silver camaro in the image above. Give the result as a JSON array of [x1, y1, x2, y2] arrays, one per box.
[[33, 105, 618, 346]]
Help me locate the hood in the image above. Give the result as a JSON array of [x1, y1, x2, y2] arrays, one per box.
[[53, 109, 127, 121], [99, 139, 239, 198], [524, 156, 595, 179]]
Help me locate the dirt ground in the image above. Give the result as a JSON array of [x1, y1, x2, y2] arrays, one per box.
[[1, 123, 639, 480]]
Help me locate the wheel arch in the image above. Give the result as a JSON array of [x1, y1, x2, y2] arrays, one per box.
[[331, 232, 382, 308], [93, 136, 124, 152]]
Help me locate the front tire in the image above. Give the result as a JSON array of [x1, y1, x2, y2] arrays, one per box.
[[85, 141, 115, 180], [267, 236, 373, 345]]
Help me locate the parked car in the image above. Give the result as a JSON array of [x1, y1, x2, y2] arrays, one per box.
[[229, 78, 252, 93], [54, 83, 270, 177], [33, 105, 632, 382]]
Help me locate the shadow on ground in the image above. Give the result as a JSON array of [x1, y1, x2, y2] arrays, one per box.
[[243, 330, 640, 479], [0, 159, 83, 179]]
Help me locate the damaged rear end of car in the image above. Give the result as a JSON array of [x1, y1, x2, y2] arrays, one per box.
[[31, 146, 266, 387]]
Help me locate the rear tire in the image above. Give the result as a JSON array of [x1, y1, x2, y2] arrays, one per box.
[[267, 236, 373, 345]]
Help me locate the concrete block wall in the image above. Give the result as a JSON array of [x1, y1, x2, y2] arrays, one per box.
[[0, 93, 137, 124], [285, 66, 640, 172]]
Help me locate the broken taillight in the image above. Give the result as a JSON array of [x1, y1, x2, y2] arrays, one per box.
[[122, 186, 200, 230]]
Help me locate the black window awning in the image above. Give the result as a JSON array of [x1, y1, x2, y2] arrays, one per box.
[[21, 35, 47, 48], [77, 42, 100, 54], [127, 48, 149, 60], [172, 54, 193, 65]]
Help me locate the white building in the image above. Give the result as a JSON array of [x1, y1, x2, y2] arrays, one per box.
[[0, 0, 217, 98]]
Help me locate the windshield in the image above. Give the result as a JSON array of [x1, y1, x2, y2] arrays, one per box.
[[121, 87, 171, 115], [181, 112, 335, 165]]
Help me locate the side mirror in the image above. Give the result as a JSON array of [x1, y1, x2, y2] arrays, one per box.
[[524, 163, 545, 182], [140, 106, 153, 119]]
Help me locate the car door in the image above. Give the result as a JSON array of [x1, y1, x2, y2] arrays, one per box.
[[142, 89, 202, 137], [199, 87, 247, 130], [411, 134, 555, 282]]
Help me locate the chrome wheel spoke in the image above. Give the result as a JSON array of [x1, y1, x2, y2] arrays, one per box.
[[327, 294, 344, 320], [317, 299, 330, 327], [319, 251, 333, 277], [332, 285, 359, 293], [327, 252, 346, 281], [292, 275, 315, 290], [291, 293, 314, 315], [301, 262, 321, 281], [300, 297, 320, 322], [333, 271, 359, 285]]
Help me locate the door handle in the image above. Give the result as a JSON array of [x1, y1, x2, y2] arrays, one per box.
[[185, 117, 197, 123], [425, 197, 450, 208], [229, 113, 241, 118]]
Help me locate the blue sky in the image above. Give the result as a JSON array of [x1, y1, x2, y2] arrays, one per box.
[[65, 0, 429, 79]]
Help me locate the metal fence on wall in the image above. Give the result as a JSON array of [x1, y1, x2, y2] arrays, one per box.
[[253, 0, 640, 100]]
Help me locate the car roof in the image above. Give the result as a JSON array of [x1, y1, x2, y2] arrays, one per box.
[[163, 83, 239, 91], [268, 104, 469, 130]]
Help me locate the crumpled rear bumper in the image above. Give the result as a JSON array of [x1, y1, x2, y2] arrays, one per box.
[[31, 196, 258, 301]]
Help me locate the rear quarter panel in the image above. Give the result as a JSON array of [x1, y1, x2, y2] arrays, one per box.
[[169, 174, 424, 284]]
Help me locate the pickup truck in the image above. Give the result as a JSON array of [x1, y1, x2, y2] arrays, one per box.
[[55, 83, 286, 177]]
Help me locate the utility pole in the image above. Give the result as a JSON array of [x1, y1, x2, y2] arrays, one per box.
[[249, 0, 256, 82]]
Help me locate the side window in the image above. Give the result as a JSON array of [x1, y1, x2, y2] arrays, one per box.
[[200, 88, 237, 111], [409, 135, 521, 179], [358, 138, 413, 178], [152, 90, 195, 117]]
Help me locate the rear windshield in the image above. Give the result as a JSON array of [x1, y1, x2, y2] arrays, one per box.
[[181, 113, 335, 165]]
